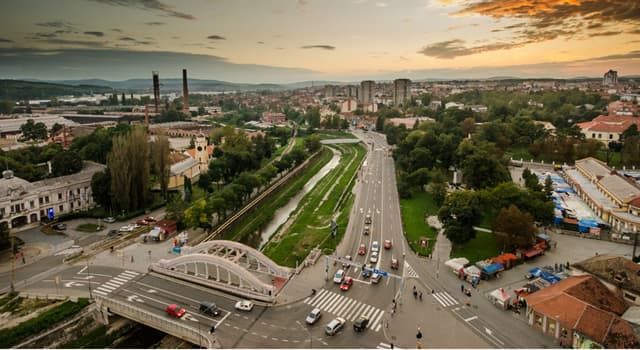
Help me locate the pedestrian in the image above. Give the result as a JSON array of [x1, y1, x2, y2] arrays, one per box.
[[210, 324, 215, 334], [419, 291, 422, 301], [131, 255, 134, 263], [21, 255, 26, 264], [390, 343, 394, 349], [461, 284, 464, 293], [431, 289, 434, 294]]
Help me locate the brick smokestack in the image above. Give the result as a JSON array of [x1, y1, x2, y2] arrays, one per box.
[[152, 70, 160, 114], [182, 68, 189, 114]]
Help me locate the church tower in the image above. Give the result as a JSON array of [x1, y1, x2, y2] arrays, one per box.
[[194, 132, 209, 171]]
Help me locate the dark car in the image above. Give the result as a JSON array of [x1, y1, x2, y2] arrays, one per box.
[[199, 301, 220, 316], [52, 223, 66, 230], [107, 229, 120, 238], [353, 315, 369, 332]]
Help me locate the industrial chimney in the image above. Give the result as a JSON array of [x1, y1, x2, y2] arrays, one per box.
[[182, 68, 189, 115], [152, 70, 160, 114]]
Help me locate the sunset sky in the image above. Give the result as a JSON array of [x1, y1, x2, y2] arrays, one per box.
[[0, 0, 638, 82]]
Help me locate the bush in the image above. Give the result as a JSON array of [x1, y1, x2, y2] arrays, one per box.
[[0, 298, 89, 348]]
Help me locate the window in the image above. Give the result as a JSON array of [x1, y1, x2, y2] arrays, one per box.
[[77, 188, 80, 194], [0, 208, 4, 216], [45, 196, 49, 203], [59, 205, 63, 212], [536, 315, 543, 327], [58, 193, 62, 200], [592, 133, 596, 138], [70, 202, 74, 209], [30, 200, 34, 208], [609, 134, 613, 139], [625, 293, 637, 302], [39, 197, 43, 204]]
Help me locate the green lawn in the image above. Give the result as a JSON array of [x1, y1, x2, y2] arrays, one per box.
[[317, 131, 357, 139], [400, 192, 439, 256], [76, 223, 104, 232], [264, 143, 366, 266], [450, 230, 502, 264], [506, 146, 533, 161]]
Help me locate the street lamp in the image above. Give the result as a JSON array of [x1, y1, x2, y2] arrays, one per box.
[[296, 320, 312, 349], [86, 257, 93, 301]]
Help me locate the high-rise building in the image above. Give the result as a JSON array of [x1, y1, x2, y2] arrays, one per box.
[[603, 69, 618, 86], [345, 85, 358, 98], [360, 80, 375, 105], [393, 78, 411, 107], [324, 84, 336, 98]]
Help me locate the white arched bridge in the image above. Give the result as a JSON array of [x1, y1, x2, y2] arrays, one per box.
[[149, 240, 292, 302]]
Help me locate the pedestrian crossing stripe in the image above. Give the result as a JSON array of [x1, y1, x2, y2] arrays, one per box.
[[404, 261, 419, 278], [377, 342, 401, 349], [304, 289, 385, 332], [95, 270, 139, 296], [432, 291, 459, 307]]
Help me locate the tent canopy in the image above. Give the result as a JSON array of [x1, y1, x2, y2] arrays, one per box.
[[483, 263, 504, 275], [445, 258, 469, 270], [490, 288, 511, 302]]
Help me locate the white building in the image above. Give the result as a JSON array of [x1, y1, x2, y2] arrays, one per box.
[[360, 80, 375, 105], [340, 98, 358, 113], [603, 69, 618, 86], [0, 162, 105, 231], [445, 102, 465, 110]]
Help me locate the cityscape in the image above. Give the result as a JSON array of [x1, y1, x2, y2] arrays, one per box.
[[1, 0, 640, 349]]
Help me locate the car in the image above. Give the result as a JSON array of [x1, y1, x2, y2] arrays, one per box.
[[119, 225, 134, 232], [136, 219, 149, 226], [333, 269, 345, 283], [342, 255, 352, 269], [371, 273, 381, 284], [325, 317, 346, 336], [235, 300, 254, 311], [363, 225, 370, 235], [357, 244, 367, 255], [305, 308, 322, 325], [353, 315, 370, 332], [52, 223, 66, 230], [362, 264, 372, 278], [371, 241, 380, 252], [107, 229, 120, 238], [103, 217, 116, 223], [144, 216, 157, 222], [165, 304, 186, 318], [340, 277, 353, 291], [384, 240, 392, 249], [130, 223, 140, 229], [369, 252, 378, 263], [199, 301, 220, 316], [390, 258, 399, 269], [364, 214, 372, 224]]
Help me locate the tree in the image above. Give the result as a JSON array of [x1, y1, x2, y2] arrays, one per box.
[[304, 134, 322, 153], [492, 204, 536, 251], [91, 170, 112, 209], [107, 126, 150, 212], [19, 119, 48, 141], [151, 134, 171, 199], [51, 150, 83, 176], [544, 175, 553, 193], [166, 194, 187, 223], [438, 190, 481, 245], [456, 140, 510, 189], [376, 115, 385, 131], [305, 107, 321, 129], [0, 100, 14, 114], [50, 123, 64, 135]]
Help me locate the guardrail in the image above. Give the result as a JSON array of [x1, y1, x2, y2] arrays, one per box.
[[96, 296, 217, 348]]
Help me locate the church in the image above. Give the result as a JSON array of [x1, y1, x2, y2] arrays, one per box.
[[167, 132, 213, 190]]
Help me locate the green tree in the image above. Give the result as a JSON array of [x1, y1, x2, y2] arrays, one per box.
[[19, 119, 48, 141], [456, 140, 510, 189], [0, 100, 14, 114], [305, 107, 321, 129], [438, 190, 481, 245], [166, 194, 187, 223], [50, 123, 64, 135], [376, 115, 385, 131], [151, 134, 171, 199], [107, 126, 150, 212], [544, 175, 553, 193], [51, 150, 83, 176], [492, 204, 536, 251], [304, 134, 322, 153], [91, 170, 112, 210]]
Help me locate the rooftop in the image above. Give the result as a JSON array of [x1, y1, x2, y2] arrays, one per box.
[[573, 255, 640, 295]]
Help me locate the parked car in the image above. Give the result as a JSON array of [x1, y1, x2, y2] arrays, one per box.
[[371, 273, 381, 284], [390, 258, 399, 269], [369, 252, 378, 263], [103, 217, 116, 223], [165, 304, 186, 318], [333, 269, 345, 283], [325, 317, 346, 336], [364, 214, 372, 224], [371, 241, 379, 252], [234, 300, 254, 311], [107, 229, 120, 238], [199, 301, 220, 316], [358, 244, 367, 255], [305, 308, 322, 325], [144, 216, 157, 222], [340, 277, 353, 291], [384, 240, 392, 249], [342, 255, 352, 269], [136, 219, 149, 226], [52, 223, 66, 230], [353, 315, 370, 332], [119, 225, 134, 232], [362, 264, 372, 278]]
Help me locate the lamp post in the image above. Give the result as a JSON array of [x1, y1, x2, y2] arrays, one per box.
[[86, 257, 93, 301], [296, 320, 312, 349]]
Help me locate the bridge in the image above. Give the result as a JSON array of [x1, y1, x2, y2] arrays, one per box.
[[149, 240, 292, 302]]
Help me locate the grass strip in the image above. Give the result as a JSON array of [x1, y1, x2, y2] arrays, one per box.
[[264, 143, 365, 266], [0, 298, 90, 348], [400, 192, 439, 256], [225, 147, 332, 244], [450, 230, 501, 264]]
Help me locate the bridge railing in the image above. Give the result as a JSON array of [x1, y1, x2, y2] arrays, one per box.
[[95, 295, 217, 348]]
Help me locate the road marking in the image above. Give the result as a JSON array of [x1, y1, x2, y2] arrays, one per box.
[[403, 261, 419, 278], [96, 287, 112, 293], [93, 290, 108, 296], [465, 316, 478, 322], [113, 277, 128, 283], [74, 275, 94, 280], [64, 281, 84, 288], [370, 310, 385, 330], [317, 291, 340, 310], [337, 298, 354, 317], [432, 292, 459, 307], [104, 282, 121, 289], [328, 296, 347, 314], [485, 327, 493, 335], [304, 289, 385, 332], [126, 294, 144, 303]]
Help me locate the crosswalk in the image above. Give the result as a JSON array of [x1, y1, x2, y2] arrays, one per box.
[[93, 270, 139, 296], [377, 342, 402, 349], [432, 291, 458, 307], [303, 289, 386, 332], [404, 261, 419, 278]]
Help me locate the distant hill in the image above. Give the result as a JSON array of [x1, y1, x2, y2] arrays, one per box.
[[0, 79, 113, 100]]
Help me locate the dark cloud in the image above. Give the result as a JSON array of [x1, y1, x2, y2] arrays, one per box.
[[36, 38, 107, 48], [111, 28, 123, 32], [84, 31, 105, 37], [301, 45, 335, 50], [0, 38, 14, 43], [207, 35, 226, 40], [88, 0, 196, 20], [590, 30, 622, 37], [145, 21, 165, 26], [35, 21, 75, 29], [257, 41, 265, 44], [629, 29, 640, 35], [583, 50, 640, 61], [119, 36, 136, 41]]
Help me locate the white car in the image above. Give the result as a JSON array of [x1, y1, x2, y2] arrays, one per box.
[[305, 308, 322, 325], [119, 225, 134, 232], [325, 317, 346, 336], [104, 217, 116, 223], [234, 300, 254, 311], [371, 241, 379, 253], [369, 252, 378, 263], [333, 269, 345, 283]]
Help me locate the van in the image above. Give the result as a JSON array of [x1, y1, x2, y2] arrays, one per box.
[[199, 301, 220, 316], [390, 258, 399, 269]]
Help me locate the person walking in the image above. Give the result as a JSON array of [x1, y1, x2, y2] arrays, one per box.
[[461, 284, 464, 293], [210, 324, 215, 334], [419, 291, 423, 301]]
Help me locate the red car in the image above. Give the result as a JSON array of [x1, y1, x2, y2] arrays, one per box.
[[136, 219, 149, 226], [165, 304, 186, 318], [340, 277, 353, 291], [384, 240, 392, 249], [357, 244, 367, 255], [145, 216, 157, 222]]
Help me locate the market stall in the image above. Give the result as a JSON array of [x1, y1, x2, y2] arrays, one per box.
[[489, 288, 511, 310]]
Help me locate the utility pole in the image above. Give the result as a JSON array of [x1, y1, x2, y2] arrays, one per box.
[[86, 258, 93, 301], [10, 235, 15, 294]]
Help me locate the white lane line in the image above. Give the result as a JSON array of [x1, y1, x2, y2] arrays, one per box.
[[93, 290, 108, 296], [433, 293, 451, 307], [371, 310, 385, 330], [103, 283, 120, 290], [368, 309, 381, 328], [337, 298, 354, 317], [328, 297, 348, 314], [316, 291, 338, 310], [345, 301, 362, 321], [349, 303, 366, 321], [96, 287, 112, 293], [308, 289, 328, 305], [123, 270, 139, 276], [112, 277, 129, 283], [325, 294, 344, 313], [99, 284, 115, 291], [465, 316, 478, 322], [441, 292, 459, 305], [361, 305, 373, 318]]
